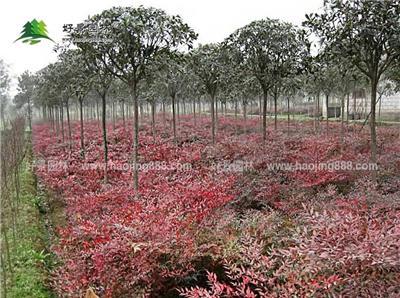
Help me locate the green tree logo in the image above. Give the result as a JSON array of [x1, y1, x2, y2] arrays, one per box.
[[15, 19, 54, 45]]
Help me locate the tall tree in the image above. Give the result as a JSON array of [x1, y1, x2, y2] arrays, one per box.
[[14, 71, 36, 131], [35, 64, 64, 133], [59, 49, 94, 159], [190, 44, 225, 144], [72, 6, 197, 191], [225, 19, 309, 143], [304, 0, 400, 182], [68, 37, 116, 182], [0, 59, 11, 127], [152, 54, 189, 143]]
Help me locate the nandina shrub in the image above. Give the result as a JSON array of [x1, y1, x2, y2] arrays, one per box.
[[180, 198, 400, 298], [32, 118, 400, 297], [294, 199, 400, 297], [34, 119, 238, 297]]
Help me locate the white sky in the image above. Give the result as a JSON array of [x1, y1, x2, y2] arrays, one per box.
[[1, 0, 323, 95]]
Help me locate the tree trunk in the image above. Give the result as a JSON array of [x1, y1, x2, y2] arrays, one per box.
[[341, 96, 345, 144], [96, 99, 100, 122], [262, 89, 268, 144], [346, 93, 350, 125], [172, 94, 177, 143], [243, 99, 247, 133], [259, 95, 262, 131], [198, 98, 201, 116], [162, 101, 166, 127], [151, 101, 155, 143], [274, 92, 278, 130], [378, 95, 382, 123], [111, 101, 115, 130], [42, 106, 46, 121], [60, 105, 65, 143], [215, 99, 218, 132], [211, 94, 216, 144], [101, 93, 108, 184], [27, 99, 32, 131], [55, 106, 59, 136], [193, 99, 196, 126], [234, 99, 238, 135], [1, 221, 13, 283], [130, 82, 139, 193], [313, 95, 317, 131], [325, 93, 329, 134], [234, 99, 238, 119], [1, 246, 8, 298], [79, 97, 85, 159], [287, 97, 290, 135], [370, 79, 378, 183], [176, 99, 180, 124], [353, 91, 357, 120], [66, 99, 72, 150], [122, 100, 126, 129], [317, 93, 320, 130]]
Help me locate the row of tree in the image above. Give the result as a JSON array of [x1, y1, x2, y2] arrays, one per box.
[[7, 0, 400, 188], [0, 117, 27, 297]]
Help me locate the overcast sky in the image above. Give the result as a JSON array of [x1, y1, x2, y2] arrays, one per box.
[[1, 0, 323, 95]]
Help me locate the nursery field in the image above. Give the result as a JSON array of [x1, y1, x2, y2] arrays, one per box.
[[3, 1, 400, 297], [32, 117, 400, 297]]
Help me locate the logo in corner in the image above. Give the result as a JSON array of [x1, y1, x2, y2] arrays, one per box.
[[15, 19, 54, 45]]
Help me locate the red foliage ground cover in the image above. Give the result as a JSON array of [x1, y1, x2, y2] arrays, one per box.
[[33, 116, 400, 297]]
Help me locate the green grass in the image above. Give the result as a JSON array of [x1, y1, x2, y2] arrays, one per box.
[[3, 154, 55, 298]]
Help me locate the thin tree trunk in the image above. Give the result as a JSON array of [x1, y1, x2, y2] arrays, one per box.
[[66, 100, 72, 150], [211, 94, 215, 144], [151, 101, 155, 143], [1, 223, 13, 281], [317, 93, 320, 130], [193, 99, 196, 125], [112, 101, 115, 130], [27, 99, 32, 131], [79, 98, 85, 159], [287, 97, 290, 135], [162, 101, 166, 127], [176, 99, 180, 124], [55, 106, 59, 136], [215, 99, 218, 132], [274, 92, 278, 130], [341, 96, 345, 143], [234, 99, 238, 135], [243, 99, 247, 133], [353, 92, 357, 120], [101, 93, 108, 184], [60, 105, 65, 143], [313, 95, 317, 131], [1, 247, 8, 298], [96, 99, 100, 122], [198, 98, 201, 116], [370, 78, 378, 183], [325, 93, 329, 134], [121, 100, 126, 129], [378, 95, 382, 123], [262, 90, 268, 144], [130, 82, 139, 193], [346, 92, 350, 125], [259, 95, 262, 131], [172, 94, 177, 143]]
